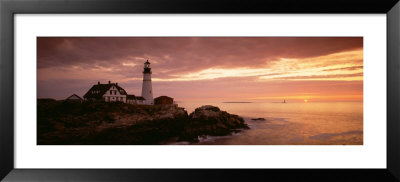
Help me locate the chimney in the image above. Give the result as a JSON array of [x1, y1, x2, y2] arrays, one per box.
[[108, 81, 111, 84], [98, 81, 100, 85], [116, 82, 118, 86]]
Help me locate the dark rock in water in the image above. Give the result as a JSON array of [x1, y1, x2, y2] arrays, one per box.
[[199, 105, 221, 112], [251, 117, 266, 121], [180, 105, 249, 142]]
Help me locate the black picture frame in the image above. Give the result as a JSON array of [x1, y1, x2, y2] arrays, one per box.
[[1, 0, 399, 181]]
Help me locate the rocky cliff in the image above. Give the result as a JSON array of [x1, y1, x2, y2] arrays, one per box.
[[37, 100, 248, 144]]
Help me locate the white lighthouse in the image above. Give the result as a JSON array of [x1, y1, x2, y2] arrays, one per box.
[[141, 60, 154, 105]]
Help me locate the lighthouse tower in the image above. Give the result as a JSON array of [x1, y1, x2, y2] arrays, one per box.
[[141, 60, 154, 105]]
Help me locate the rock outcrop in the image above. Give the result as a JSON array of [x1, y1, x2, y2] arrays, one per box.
[[92, 104, 189, 145], [37, 100, 248, 144], [180, 105, 249, 142]]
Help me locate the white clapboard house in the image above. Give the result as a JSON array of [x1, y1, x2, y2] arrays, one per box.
[[83, 81, 146, 105]]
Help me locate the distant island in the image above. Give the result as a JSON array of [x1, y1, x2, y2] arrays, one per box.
[[37, 99, 249, 145], [223, 102, 253, 103]]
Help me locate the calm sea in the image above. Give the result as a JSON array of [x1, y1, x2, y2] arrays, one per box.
[[176, 101, 363, 145]]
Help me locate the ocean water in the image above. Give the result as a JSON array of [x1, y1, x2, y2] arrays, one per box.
[[177, 101, 363, 145]]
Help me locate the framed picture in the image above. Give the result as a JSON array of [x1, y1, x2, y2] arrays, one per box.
[[1, 0, 399, 181]]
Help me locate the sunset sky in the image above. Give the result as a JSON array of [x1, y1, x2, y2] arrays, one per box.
[[37, 37, 363, 102]]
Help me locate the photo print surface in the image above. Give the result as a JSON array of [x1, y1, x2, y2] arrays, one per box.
[[37, 37, 363, 145]]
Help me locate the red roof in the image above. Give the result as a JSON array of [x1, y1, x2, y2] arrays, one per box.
[[155, 96, 173, 100]]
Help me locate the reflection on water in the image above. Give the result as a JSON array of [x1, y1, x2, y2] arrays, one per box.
[[178, 101, 363, 145]]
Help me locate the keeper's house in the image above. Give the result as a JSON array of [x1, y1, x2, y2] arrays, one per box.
[[83, 81, 146, 105]]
